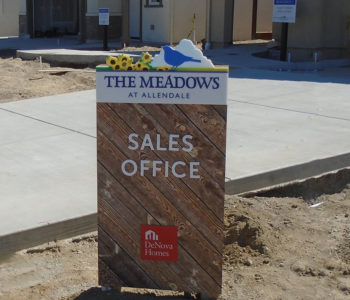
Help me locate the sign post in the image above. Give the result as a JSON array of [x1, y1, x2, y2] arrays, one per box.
[[99, 8, 109, 51], [96, 39, 228, 299], [273, 0, 297, 61]]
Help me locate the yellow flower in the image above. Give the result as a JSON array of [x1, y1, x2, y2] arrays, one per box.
[[134, 62, 150, 71], [106, 56, 119, 70], [119, 54, 132, 64], [114, 61, 122, 70], [119, 60, 133, 71], [157, 66, 171, 71], [142, 52, 152, 63]]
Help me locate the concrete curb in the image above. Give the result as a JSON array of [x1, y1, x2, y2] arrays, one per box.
[[1, 152, 349, 259], [226, 152, 350, 195], [0, 214, 97, 260], [16, 49, 141, 66]]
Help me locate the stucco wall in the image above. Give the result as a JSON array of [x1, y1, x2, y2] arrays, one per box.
[[86, 0, 122, 16], [210, 0, 226, 44], [86, 0, 122, 41], [278, 0, 350, 60], [172, 0, 206, 43], [99, 0, 122, 15], [142, 0, 170, 43], [0, 0, 20, 37], [210, 0, 234, 46]]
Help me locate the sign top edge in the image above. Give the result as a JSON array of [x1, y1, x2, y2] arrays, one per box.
[[99, 39, 229, 73], [96, 65, 229, 73]]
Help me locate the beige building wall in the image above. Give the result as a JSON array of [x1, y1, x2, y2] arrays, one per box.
[[0, 0, 20, 37], [233, 0, 253, 41], [233, 0, 273, 41], [274, 0, 350, 61], [210, 0, 234, 47], [86, 0, 122, 41], [142, 0, 170, 43], [172, 0, 207, 44], [86, 0, 122, 15]]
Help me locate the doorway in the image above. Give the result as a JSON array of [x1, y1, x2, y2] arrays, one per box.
[[233, 0, 273, 41], [129, 0, 142, 39], [33, 0, 79, 37], [252, 0, 273, 40]]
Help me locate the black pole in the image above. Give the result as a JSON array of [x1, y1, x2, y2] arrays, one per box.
[[103, 25, 108, 50], [280, 22, 288, 61], [251, 0, 257, 39]]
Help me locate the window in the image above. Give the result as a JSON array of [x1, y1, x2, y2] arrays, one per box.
[[145, 0, 163, 8]]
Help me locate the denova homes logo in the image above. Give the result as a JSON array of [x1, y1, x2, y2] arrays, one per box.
[[141, 225, 178, 262]]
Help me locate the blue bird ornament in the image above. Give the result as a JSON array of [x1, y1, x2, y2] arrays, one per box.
[[162, 45, 201, 68]]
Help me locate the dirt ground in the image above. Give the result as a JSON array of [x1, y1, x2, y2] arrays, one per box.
[[0, 55, 350, 300], [0, 184, 349, 300], [0, 54, 96, 103]]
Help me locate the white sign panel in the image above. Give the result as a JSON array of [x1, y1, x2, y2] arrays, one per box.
[[273, 0, 297, 23], [99, 8, 110, 25], [96, 71, 228, 105]]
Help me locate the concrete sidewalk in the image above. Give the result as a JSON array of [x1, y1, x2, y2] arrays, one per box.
[[1, 75, 350, 256], [1, 40, 350, 257], [0, 36, 121, 51], [16, 49, 141, 66], [0, 91, 97, 256]]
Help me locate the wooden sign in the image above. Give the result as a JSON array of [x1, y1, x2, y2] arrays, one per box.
[[97, 40, 228, 299]]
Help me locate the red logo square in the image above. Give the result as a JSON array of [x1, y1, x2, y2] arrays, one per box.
[[141, 225, 178, 262]]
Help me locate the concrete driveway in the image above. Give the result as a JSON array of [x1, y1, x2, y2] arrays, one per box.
[[1, 43, 350, 257]]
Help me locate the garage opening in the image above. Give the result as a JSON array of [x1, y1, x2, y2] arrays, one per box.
[[33, 0, 79, 37]]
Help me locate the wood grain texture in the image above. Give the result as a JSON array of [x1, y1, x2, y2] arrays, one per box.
[[99, 104, 223, 249], [109, 103, 225, 218], [98, 103, 226, 299], [97, 130, 222, 282], [98, 227, 159, 289], [98, 192, 221, 295]]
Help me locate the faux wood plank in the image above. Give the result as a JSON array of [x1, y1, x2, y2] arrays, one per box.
[[98, 162, 221, 296], [139, 104, 225, 187], [98, 162, 149, 223], [98, 226, 159, 289], [98, 192, 220, 296], [99, 258, 125, 290], [128, 103, 225, 218], [99, 195, 188, 290], [97, 100, 226, 299], [98, 104, 223, 251], [106, 103, 224, 219], [178, 104, 227, 154], [212, 105, 227, 120], [97, 130, 222, 284]]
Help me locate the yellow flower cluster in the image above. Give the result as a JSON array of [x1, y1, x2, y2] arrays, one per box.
[[106, 55, 133, 71], [106, 52, 154, 71]]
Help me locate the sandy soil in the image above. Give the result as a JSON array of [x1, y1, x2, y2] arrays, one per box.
[[0, 56, 96, 103], [0, 185, 349, 300], [0, 55, 349, 300]]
